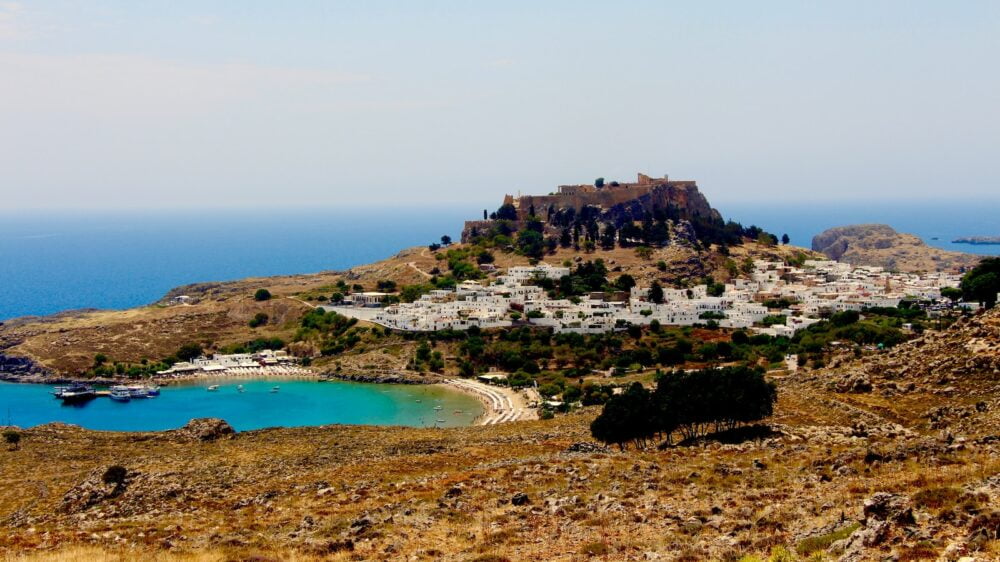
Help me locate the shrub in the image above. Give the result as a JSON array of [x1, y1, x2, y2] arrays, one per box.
[[580, 541, 608, 556], [912, 487, 963, 510], [254, 289, 272, 301], [248, 312, 269, 328], [102, 465, 128, 486], [3, 430, 21, 451], [795, 522, 860, 556]]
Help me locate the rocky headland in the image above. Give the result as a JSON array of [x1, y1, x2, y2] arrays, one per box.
[[953, 236, 1000, 246], [812, 224, 981, 273]]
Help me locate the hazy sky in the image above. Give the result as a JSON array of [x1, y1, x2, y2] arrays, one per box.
[[1, 1, 998, 211]]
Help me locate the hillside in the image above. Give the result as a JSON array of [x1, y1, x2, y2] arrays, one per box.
[[0, 241, 814, 378], [812, 224, 980, 273], [2, 312, 999, 560]]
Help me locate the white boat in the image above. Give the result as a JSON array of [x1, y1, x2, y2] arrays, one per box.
[[207, 385, 220, 392], [109, 386, 131, 402], [127, 385, 155, 398], [237, 385, 245, 393], [433, 405, 443, 411], [269, 386, 280, 393]]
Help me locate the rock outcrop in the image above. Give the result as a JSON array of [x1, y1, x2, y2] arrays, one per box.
[[0, 352, 49, 378], [462, 172, 724, 244], [173, 418, 235, 441], [812, 224, 980, 273]]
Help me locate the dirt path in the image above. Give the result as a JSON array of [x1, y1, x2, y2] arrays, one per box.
[[406, 261, 433, 279]]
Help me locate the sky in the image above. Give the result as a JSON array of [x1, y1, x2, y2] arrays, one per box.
[[1, 1, 998, 211]]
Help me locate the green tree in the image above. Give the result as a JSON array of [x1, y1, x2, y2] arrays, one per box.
[[960, 258, 1000, 308], [176, 342, 203, 362], [781, 233, 790, 245], [614, 274, 636, 292], [254, 289, 272, 301], [594, 177, 605, 188], [649, 282, 664, 304], [940, 286, 963, 301], [494, 203, 518, 221], [441, 235, 452, 246], [590, 382, 657, 450], [517, 229, 545, 259]]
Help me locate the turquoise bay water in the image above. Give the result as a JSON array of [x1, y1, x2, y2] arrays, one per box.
[[0, 379, 483, 431]]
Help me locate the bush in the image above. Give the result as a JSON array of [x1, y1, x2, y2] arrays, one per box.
[[254, 289, 272, 301], [912, 487, 963, 510], [580, 541, 609, 556], [796, 522, 860, 556], [102, 465, 128, 486], [248, 312, 269, 328], [3, 430, 21, 450]]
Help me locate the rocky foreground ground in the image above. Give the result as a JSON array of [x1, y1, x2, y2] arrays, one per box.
[[2, 307, 1000, 561]]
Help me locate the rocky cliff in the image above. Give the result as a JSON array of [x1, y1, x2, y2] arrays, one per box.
[[812, 224, 980, 273], [463, 173, 725, 243]]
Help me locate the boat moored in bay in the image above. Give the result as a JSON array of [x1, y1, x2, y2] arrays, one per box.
[[56, 384, 97, 404], [109, 386, 132, 402]]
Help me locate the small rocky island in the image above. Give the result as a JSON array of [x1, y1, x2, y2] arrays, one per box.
[[953, 235, 1000, 245]]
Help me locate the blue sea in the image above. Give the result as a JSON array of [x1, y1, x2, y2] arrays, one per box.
[[0, 207, 471, 321], [719, 199, 1000, 258], [1, 201, 998, 321], [0, 379, 483, 431]]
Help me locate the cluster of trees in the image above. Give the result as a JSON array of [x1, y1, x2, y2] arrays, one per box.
[[410, 341, 445, 372], [222, 337, 286, 355], [295, 308, 362, 356], [590, 366, 777, 450], [527, 259, 611, 298], [792, 309, 912, 355], [469, 200, 779, 260], [960, 258, 1000, 308]]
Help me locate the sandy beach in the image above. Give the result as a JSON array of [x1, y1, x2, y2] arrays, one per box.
[[442, 377, 538, 425]]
